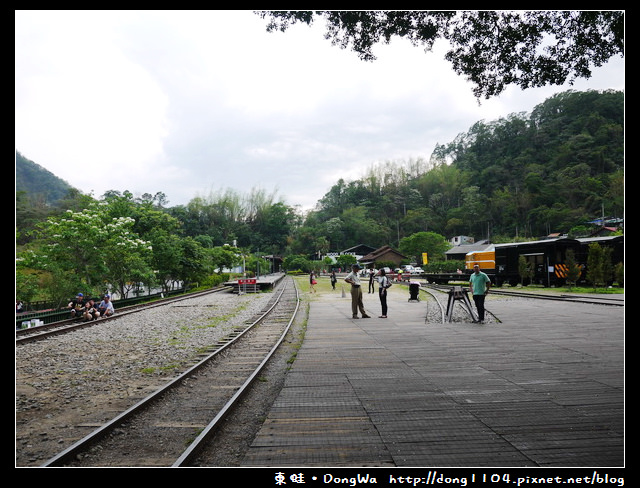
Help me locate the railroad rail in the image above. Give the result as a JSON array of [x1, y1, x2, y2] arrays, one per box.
[[15, 286, 233, 344], [418, 283, 501, 324], [480, 287, 623, 306], [421, 282, 623, 307], [416, 285, 445, 324], [41, 276, 300, 467]]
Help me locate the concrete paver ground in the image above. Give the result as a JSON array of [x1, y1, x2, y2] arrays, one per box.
[[242, 284, 624, 467]]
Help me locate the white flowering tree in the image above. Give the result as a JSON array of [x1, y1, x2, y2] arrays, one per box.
[[24, 204, 154, 300], [99, 215, 155, 298]]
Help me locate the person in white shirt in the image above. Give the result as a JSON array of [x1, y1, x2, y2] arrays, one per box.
[[377, 268, 392, 318], [344, 264, 370, 319], [97, 294, 115, 317], [368, 268, 376, 294]]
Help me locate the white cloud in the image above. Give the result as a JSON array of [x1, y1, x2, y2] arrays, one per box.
[[16, 10, 624, 210]]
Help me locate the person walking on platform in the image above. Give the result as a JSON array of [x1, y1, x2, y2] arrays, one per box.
[[469, 264, 491, 323], [345, 264, 370, 319], [309, 270, 317, 293], [330, 270, 337, 290], [368, 267, 376, 294], [377, 268, 392, 318]]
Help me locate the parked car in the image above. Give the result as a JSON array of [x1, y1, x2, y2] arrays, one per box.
[[412, 267, 424, 274]]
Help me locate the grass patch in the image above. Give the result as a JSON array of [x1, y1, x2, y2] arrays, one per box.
[[503, 284, 623, 294]]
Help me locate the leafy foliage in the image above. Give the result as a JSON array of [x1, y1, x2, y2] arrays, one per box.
[[16, 90, 624, 304], [16, 151, 72, 204], [258, 11, 623, 99], [399, 232, 450, 263], [294, 90, 623, 251]]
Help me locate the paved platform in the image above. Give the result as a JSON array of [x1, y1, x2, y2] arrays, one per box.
[[241, 287, 624, 467], [224, 273, 285, 293]]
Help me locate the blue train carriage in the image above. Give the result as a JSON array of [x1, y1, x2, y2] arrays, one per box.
[[493, 237, 581, 287], [575, 235, 624, 285]]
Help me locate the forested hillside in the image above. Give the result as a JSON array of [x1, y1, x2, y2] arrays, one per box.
[[16, 151, 74, 204], [16, 151, 95, 246], [16, 89, 624, 303], [17, 89, 623, 257], [294, 89, 623, 254]]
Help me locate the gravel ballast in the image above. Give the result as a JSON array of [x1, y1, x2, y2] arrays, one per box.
[[16, 289, 282, 467]]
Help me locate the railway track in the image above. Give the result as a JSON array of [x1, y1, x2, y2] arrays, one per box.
[[407, 281, 622, 327], [479, 287, 623, 306], [16, 286, 233, 344], [416, 286, 446, 324], [418, 283, 501, 324], [414, 280, 622, 327], [40, 276, 300, 467], [421, 282, 623, 307]]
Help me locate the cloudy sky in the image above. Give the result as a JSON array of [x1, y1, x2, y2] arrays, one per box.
[[15, 10, 625, 211]]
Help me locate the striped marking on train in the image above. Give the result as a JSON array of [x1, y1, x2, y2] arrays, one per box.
[[555, 264, 568, 278]]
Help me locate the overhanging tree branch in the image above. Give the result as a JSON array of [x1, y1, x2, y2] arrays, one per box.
[[256, 10, 624, 99]]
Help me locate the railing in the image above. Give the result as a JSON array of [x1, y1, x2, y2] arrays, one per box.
[[16, 289, 186, 330]]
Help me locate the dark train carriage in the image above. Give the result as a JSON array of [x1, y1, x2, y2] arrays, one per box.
[[494, 238, 580, 287], [576, 235, 624, 265], [575, 235, 624, 284]]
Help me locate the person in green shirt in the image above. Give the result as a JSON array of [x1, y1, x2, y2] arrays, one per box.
[[469, 264, 491, 323]]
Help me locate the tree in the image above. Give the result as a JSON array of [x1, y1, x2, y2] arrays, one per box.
[[460, 186, 487, 236], [250, 202, 296, 254], [416, 161, 468, 224], [23, 205, 154, 299], [324, 217, 346, 250], [399, 231, 449, 264], [147, 230, 184, 293], [602, 246, 614, 287], [586, 242, 605, 289], [257, 11, 623, 99], [176, 237, 211, 288], [400, 207, 436, 235], [336, 253, 357, 269], [102, 233, 154, 298], [244, 253, 271, 277], [209, 245, 242, 274], [518, 255, 533, 286], [15, 269, 40, 308], [564, 249, 581, 288], [614, 262, 624, 287], [340, 206, 389, 248], [283, 255, 313, 273]]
